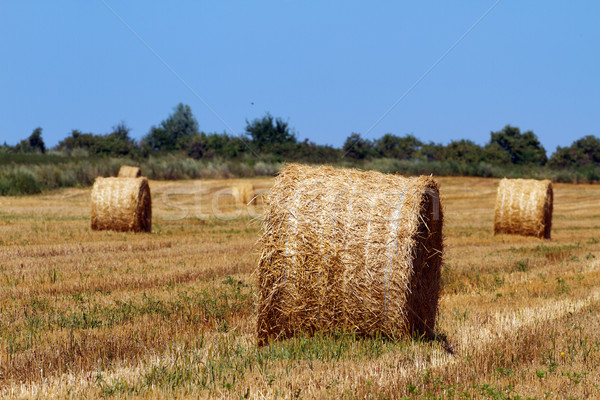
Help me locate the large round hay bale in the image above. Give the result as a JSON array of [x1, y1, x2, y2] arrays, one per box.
[[117, 165, 142, 178], [493, 178, 553, 239], [256, 164, 444, 346], [232, 183, 256, 205], [91, 177, 152, 232]]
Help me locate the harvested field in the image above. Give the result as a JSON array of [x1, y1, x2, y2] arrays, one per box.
[[0, 176, 599, 399]]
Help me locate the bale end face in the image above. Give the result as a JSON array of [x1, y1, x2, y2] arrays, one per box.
[[256, 164, 444, 346], [91, 177, 152, 233]]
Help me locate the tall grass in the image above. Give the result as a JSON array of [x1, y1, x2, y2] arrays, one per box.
[[0, 156, 282, 195], [0, 153, 597, 195], [361, 158, 595, 183]]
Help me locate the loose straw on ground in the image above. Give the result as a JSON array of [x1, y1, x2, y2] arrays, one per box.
[[494, 178, 553, 239], [91, 177, 152, 232], [232, 183, 256, 205], [256, 164, 444, 346]]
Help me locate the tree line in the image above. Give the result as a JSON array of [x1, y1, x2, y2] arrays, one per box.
[[2, 102, 599, 170]]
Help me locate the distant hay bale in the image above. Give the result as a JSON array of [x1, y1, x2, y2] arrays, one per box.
[[117, 165, 142, 178], [494, 178, 553, 239], [91, 177, 152, 232], [256, 164, 444, 346], [232, 183, 256, 205]]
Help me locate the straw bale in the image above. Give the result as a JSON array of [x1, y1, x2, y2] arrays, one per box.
[[256, 164, 444, 346], [117, 165, 142, 178], [493, 178, 553, 239], [232, 183, 256, 205], [91, 177, 152, 232]]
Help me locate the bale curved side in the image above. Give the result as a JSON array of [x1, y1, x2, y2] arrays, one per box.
[[256, 164, 444, 346], [117, 165, 142, 178], [493, 178, 553, 238], [91, 177, 152, 232]]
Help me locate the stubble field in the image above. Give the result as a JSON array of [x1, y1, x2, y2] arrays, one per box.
[[0, 176, 599, 399]]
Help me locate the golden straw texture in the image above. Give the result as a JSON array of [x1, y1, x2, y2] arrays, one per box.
[[117, 165, 142, 178], [256, 164, 444, 346], [232, 183, 256, 205], [493, 178, 553, 239], [91, 177, 152, 232]]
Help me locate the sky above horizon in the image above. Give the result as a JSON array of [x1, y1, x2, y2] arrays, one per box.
[[1, 1, 599, 155]]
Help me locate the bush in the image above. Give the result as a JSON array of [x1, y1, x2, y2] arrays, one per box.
[[1, 152, 599, 197], [0, 167, 43, 195]]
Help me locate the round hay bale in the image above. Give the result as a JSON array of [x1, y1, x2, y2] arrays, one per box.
[[494, 178, 553, 239], [232, 183, 256, 205], [91, 177, 152, 232], [117, 165, 142, 178], [256, 164, 444, 346]]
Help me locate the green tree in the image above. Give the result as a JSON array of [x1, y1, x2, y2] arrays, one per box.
[[443, 139, 485, 164], [292, 139, 341, 163], [549, 135, 600, 167], [245, 113, 296, 153], [419, 141, 445, 162], [55, 123, 136, 157], [15, 127, 46, 154], [374, 134, 423, 159], [186, 133, 207, 160], [343, 133, 375, 160], [185, 132, 248, 159], [0, 142, 10, 154], [28, 127, 46, 154], [482, 142, 511, 164], [143, 103, 199, 151], [143, 125, 170, 152], [488, 125, 547, 165], [56, 130, 97, 154], [95, 122, 137, 156]]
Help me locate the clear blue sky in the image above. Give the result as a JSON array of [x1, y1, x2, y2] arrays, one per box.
[[1, 1, 598, 155]]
